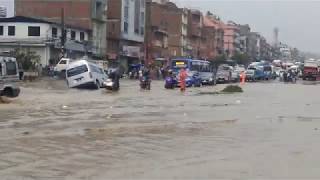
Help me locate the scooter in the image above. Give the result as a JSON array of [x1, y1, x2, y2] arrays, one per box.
[[164, 76, 177, 89], [104, 79, 119, 91], [140, 76, 151, 90]]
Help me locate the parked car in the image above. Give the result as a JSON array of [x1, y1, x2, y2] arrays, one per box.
[[216, 65, 232, 83], [54, 58, 73, 73], [245, 69, 256, 82]]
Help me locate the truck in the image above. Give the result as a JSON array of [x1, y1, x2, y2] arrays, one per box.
[[0, 55, 20, 98], [303, 60, 320, 81]]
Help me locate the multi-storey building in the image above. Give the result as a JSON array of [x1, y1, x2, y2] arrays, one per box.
[[187, 9, 203, 58], [223, 21, 240, 57], [0, 16, 90, 66], [14, 0, 107, 58], [107, 0, 145, 72]]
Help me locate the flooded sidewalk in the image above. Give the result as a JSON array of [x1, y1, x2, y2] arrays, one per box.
[[1, 79, 320, 179]]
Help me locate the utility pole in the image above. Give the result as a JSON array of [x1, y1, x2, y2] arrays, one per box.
[[60, 8, 66, 59]]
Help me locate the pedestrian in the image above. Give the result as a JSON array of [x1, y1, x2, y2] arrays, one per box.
[[179, 68, 187, 92]]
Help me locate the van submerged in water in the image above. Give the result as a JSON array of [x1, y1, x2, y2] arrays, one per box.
[[0, 55, 20, 98], [66, 60, 107, 89]]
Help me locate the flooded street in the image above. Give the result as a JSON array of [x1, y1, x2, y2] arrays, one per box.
[[1, 79, 320, 179]]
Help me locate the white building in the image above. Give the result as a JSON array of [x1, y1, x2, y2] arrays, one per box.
[[119, 0, 145, 71], [0, 16, 90, 66], [0, 6, 7, 18]]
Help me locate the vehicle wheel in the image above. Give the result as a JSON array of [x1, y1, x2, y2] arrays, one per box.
[[3, 88, 13, 98]]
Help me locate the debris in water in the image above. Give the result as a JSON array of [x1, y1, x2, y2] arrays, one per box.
[[236, 100, 241, 104], [62, 105, 68, 109], [22, 131, 30, 135], [221, 85, 243, 93]]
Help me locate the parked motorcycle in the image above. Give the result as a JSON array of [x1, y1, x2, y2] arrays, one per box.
[[164, 76, 177, 89]]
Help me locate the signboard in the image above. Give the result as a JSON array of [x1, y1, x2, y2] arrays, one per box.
[[122, 46, 141, 58]]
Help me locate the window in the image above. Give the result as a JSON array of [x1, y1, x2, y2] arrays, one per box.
[[6, 62, 17, 75], [0, 26, 3, 36], [80, 32, 85, 41], [52, 27, 57, 38], [8, 26, 15, 36], [0, 63, 2, 75], [71, 31, 76, 40], [141, 12, 145, 25], [67, 65, 88, 77], [124, 6, 129, 21], [28, 26, 40, 36], [124, 22, 128, 33], [141, 0, 145, 8]]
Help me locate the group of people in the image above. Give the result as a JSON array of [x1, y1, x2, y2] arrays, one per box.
[[280, 69, 298, 82]]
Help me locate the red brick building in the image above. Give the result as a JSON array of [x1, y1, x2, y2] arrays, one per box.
[[187, 9, 203, 59], [146, 1, 189, 64]]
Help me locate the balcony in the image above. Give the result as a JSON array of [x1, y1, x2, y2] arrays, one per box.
[[190, 26, 201, 37]]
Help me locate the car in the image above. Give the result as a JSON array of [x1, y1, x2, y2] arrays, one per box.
[[199, 71, 216, 85], [245, 69, 256, 81]]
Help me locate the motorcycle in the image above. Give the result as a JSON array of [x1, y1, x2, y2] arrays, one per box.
[[164, 76, 177, 89], [103, 78, 119, 91], [140, 76, 151, 90]]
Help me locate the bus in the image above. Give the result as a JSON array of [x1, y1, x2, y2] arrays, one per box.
[[171, 58, 215, 86], [0, 55, 20, 98], [66, 60, 107, 89]]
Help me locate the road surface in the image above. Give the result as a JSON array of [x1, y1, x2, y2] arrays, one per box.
[[1, 79, 320, 179]]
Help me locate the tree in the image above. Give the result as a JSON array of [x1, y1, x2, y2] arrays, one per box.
[[13, 49, 41, 71], [231, 53, 250, 66]]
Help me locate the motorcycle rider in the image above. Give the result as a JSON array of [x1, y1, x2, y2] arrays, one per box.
[[108, 68, 120, 91], [140, 66, 151, 90]]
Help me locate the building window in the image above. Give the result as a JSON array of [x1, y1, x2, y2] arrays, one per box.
[[141, 0, 145, 8], [8, 26, 15, 36], [140, 27, 144, 35], [124, 6, 129, 21], [71, 31, 76, 40], [124, 22, 128, 33], [141, 12, 145, 26], [52, 27, 58, 38], [134, 0, 141, 34], [28, 26, 40, 36], [80, 32, 85, 41], [0, 26, 3, 36]]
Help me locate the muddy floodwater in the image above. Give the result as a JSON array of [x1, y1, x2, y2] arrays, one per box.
[[1, 79, 320, 179]]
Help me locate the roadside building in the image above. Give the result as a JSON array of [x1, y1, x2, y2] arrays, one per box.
[[107, 0, 145, 73], [204, 12, 225, 59], [145, 1, 188, 65], [14, 0, 107, 58], [202, 16, 216, 60], [0, 16, 90, 66], [187, 9, 203, 58], [223, 21, 240, 58], [238, 24, 251, 54]]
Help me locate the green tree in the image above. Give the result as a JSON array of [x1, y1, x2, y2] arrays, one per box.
[[231, 53, 250, 66], [14, 49, 41, 71]]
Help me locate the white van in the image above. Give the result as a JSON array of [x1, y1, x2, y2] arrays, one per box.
[[54, 58, 73, 73], [66, 60, 107, 89], [0, 55, 20, 98]]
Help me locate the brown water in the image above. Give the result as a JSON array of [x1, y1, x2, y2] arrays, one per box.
[[1, 79, 320, 179]]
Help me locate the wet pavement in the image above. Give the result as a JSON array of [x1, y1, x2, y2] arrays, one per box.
[[1, 79, 320, 179]]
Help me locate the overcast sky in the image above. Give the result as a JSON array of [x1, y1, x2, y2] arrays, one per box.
[[0, 0, 319, 53], [172, 0, 320, 53]]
